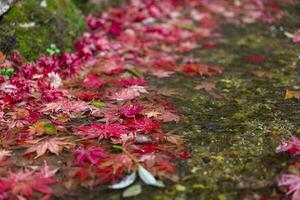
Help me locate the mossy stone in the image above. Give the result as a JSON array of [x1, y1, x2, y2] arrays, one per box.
[[0, 0, 86, 61]]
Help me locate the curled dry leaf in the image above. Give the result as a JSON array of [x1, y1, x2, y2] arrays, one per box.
[[195, 81, 223, 99], [195, 81, 216, 92], [252, 70, 272, 78]]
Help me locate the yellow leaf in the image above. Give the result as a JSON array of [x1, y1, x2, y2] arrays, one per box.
[[192, 183, 205, 189], [285, 90, 300, 100], [211, 156, 224, 163]]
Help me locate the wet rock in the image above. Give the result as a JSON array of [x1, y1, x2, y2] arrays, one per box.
[[0, 0, 15, 16]]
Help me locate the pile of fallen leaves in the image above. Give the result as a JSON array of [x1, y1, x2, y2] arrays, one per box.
[[0, 0, 290, 199]]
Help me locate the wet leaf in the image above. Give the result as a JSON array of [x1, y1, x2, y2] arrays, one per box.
[[150, 70, 174, 78], [0, 51, 6, 63], [122, 184, 142, 198], [155, 180, 165, 188], [43, 123, 57, 135], [192, 183, 205, 189], [175, 184, 186, 192], [29, 119, 57, 135], [127, 68, 143, 77], [195, 81, 216, 92], [195, 81, 223, 99], [25, 137, 73, 158], [284, 90, 300, 100], [83, 74, 105, 89], [157, 88, 178, 97], [138, 165, 157, 185], [211, 155, 224, 163], [109, 172, 137, 189], [252, 70, 272, 78], [92, 100, 106, 107], [138, 165, 164, 187], [245, 55, 266, 63], [0, 68, 14, 79], [110, 86, 148, 101]]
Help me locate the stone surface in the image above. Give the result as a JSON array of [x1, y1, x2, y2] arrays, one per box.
[[0, 0, 15, 16]]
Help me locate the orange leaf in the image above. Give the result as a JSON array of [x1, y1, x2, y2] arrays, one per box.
[[0, 51, 6, 63]]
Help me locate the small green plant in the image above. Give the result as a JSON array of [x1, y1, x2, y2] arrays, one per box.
[[46, 44, 60, 55], [0, 68, 14, 78]]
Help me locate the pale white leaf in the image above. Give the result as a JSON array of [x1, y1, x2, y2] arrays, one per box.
[[138, 165, 157, 186], [109, 172, 137, 189]]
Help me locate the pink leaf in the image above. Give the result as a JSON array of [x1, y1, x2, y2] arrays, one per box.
[[83, 74, 105, 89], [109, 86, 148, 101], [73, 146, 108, 166], [278, 174, 300, 200], [276, 136, 300, 156]]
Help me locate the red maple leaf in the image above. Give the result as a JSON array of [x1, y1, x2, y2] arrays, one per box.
[[73, 146, 108, 166], [76, 122, 130, 140], [83, 74, 105, 89], [0, 164, 57, 199], [245, 55, 266, 63]]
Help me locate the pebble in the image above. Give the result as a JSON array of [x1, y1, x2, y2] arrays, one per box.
[[202, 156, 211, 164]]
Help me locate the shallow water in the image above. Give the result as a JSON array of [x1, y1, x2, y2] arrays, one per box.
[[55, 3, 300, 200]]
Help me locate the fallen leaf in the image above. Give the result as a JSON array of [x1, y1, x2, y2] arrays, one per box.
[[157, 88, 178, 96], [138, 165, 158, 186], [195, 81, 223, 99], [245, 55, 266, 63], [0, 51, 6, 63], [195, 81, 216, 92], [25, 137, 73, 158], [122, 184, 142, 198], [175, 184, 186, 192], [109, 172, 137, 189], [137, 165, 165, 187], [83, 73, 105, 89], [284, 90, 300, 100], [109, 86, 148, 101], [150, 70, 174, 78], [157, 110, 180, 123], [278, 174, 300, 200], [29, 119, 57, 135], [252, 70, 272, 78]]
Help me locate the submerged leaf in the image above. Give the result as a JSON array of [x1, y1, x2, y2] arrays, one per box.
[[138, 166, 157, 185], [109, 172, 137, 189], [138, 165, 164, 187], [122, 184, 142, 198]]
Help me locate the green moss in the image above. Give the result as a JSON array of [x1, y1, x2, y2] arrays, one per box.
[[72, 0, 129, 15], [0, 0, 86, 61]]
